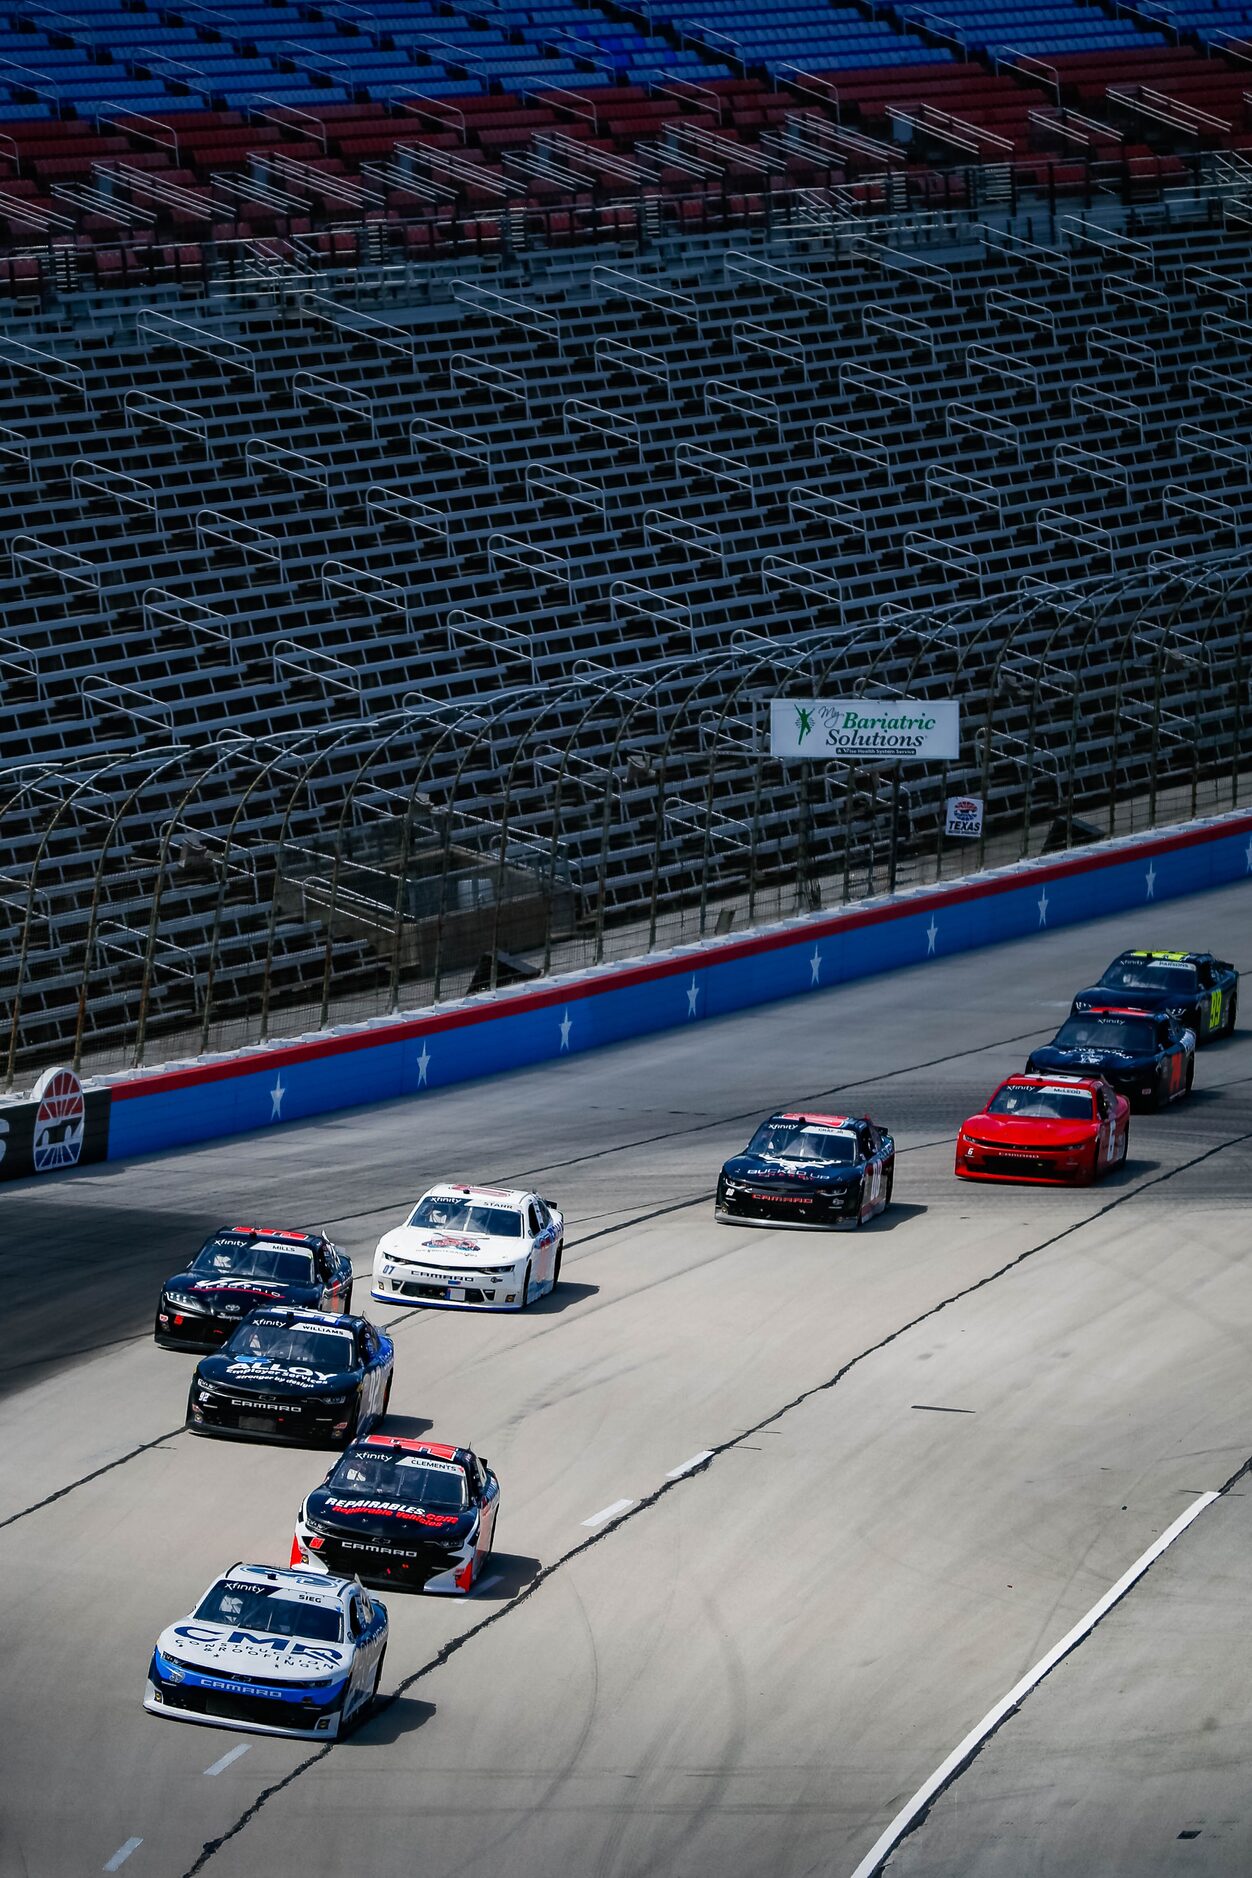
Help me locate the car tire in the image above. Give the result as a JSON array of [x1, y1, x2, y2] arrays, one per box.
[[380, 1375, 392, 1421], [342, 1284, 354, 1316], [552, 1242, 563, 1288], [337, 1399, 361, 1449], [518, 1261, 533, 1311], [1228, 992, 1239, 1036], [882, 1167, 894, 1210], [1185, 1057, 1194, 1095], [849, 1182, 866, 1228]]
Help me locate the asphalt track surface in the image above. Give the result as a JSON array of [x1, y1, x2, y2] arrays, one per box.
[[3, 881, 1252, 1878]]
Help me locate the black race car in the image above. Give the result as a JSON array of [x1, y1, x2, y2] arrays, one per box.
[[292, 1435, 501, 1595], [1072, 950, 1238, 1043], [155, 1226, 354, 1350], [716, 1110, 895, 1229], [1026, 1005, 1194, 1110], [186, 1307, 393, 1448]]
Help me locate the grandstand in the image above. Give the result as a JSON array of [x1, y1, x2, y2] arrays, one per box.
[[0, 0, 1251, 1083]]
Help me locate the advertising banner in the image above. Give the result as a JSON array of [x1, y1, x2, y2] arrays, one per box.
[[770, 699, 959, 761], [945, 795, 984, 838], [0, 1066, 112, 1183]]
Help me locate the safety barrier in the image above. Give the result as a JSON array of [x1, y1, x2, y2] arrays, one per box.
[[15, 805, 1245, 1172]]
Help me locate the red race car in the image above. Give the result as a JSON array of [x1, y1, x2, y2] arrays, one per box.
[[955, 1073, 1130, 1186]]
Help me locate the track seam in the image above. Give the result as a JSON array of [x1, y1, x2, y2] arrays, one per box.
[[181, 1125, 1252, 1876]]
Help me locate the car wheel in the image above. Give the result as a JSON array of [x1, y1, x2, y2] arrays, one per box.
[[336, 1399, 361, 1449], [552, 1242, 562, 1288], [849, 1181, 866, 1228], [380, 1375, 392, 1421], [342, 1284, 354, 1315], [518, 1261, 533, 1311], [1228, 992, 1239, 1035], [1185, 1057, 1194, 1095], [882, 1167, 894, 1209]]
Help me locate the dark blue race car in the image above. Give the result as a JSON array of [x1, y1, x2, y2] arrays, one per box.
[[156, 1226, 354, 1350], [716, 1111, 895, 1230], [1072, 950, 1238, 1043], [1026, 1006, 1194, 1110], [187, 1307, 393, 1448]]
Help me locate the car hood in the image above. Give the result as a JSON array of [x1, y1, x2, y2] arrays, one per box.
[[157, 1619, 351, 1682], [307, 1489, 475, 1546], [721, 1154, 860, 1190], [196, 1355, 360, 1396], [963, 1114, 1098, 1148], [1028, 1046, 1151, 1074], [165, 1272, 322, 1313], [375, 1226, 526, 1268]]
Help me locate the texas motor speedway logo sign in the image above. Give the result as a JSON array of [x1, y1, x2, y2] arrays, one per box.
[[769, 699, 960, 762]]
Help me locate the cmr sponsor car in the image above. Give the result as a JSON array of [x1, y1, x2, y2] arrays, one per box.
[[716, 1111, 895, 1229], [145, 1563, 387, 1739], [955, 1074, 1130, 1186], [1072, 950, 1237, 1043], [292, 1436, 501, 1594], [155, 1227, 354, 1349], [373, 1184, 564, 1311], [1027, 1007, 1194, 1110], [186, 1308, 393, 1446]]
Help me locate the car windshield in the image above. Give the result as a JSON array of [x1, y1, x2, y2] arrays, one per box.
[[330, 1452, 468, 1509], [225, 1324, 356, 1369], [407, 1197, 523, 1237], [746, 1122, 858, 1164], [194, 1582, 343, 1641], [987, 1085, 1095, 1121], [1053, 1016, 1156, 1053], [1100, 960, 1196, 996], [192, 1238, 316, 1284]]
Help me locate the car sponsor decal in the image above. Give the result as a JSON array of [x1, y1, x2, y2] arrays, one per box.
[[173, 1625, 348, 1663], [193, 1280, 286, 1295], [225, 1361, 343, 1384], [326, 1498, 461, 1527], [421, 1235, 482, 1252]]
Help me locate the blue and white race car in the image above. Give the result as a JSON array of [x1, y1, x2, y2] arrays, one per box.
[[372, 1184, 564, 1311], [145, 1562, 387, 1740]]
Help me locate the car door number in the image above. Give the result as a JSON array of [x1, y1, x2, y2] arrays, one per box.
[[1210, 989, 1222, 1030]]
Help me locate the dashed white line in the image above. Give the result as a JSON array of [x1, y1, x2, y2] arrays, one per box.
[[848, 1490, 1220, 1878], [204, 1744, 250, 1776], [582, 1498, 635, 1528], [103, 1838, 143, 1872], [667, 1450, 714, 1480]]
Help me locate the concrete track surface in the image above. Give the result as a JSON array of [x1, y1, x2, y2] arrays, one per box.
[[3, 884, 1252, 1878]]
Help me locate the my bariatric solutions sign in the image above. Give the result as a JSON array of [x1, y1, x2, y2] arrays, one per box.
[[770, 699, 960, 762]]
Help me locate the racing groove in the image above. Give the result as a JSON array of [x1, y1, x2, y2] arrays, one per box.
[[2, 880, 1252, 1878]]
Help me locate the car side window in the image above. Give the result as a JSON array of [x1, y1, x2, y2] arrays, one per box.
[[534, 1199, 550, 1229], [858, 1128, 874, 1158], [1196, 961, 1213, 987], [527, 1203, 541, 1235], [360, 1326, 376, 1362]]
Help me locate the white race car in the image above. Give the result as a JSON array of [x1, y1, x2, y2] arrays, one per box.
[[372, 1184, 563, 1312], [145, 1562, 387, 1740]]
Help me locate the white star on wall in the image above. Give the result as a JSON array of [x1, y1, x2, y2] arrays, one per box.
[[559, 1009, 572, 1052], [1037, 887, 1049, 927], [416, 1042, 430, 1086], [810, 946, 822, 985], [1145, 862, 1156, 900], [270, 1074, 285, 1120], [926, 916, 939, 956], [686, 977, 701, 1017]]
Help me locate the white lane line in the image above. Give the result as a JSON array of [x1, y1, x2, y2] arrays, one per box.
[[582, 1498, 635, 1528], [667, 1450, 714, 1479], [103, 1839, 143, 1872], [204, 1744, 250, 1777], [849, 1490, 1219, 1878]]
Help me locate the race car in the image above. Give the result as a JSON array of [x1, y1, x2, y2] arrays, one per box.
[[155, 1226, 354, 1350], [145, 1561, 387, 1740], [955, 1073, 1130, 1185], [1026, 1006, 1194, 1109], [372, 1184, 563, 1311], [1072, 950, 1238, 1043], [186, 1307, 393, 1446], [291, 1435, 500, 1594], [715, 1111, 895, 1229]]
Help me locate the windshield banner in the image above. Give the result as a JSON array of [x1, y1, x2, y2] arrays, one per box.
[[770, 700, 959, 761]]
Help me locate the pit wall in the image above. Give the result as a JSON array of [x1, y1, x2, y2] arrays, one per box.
[[102, 809, 1252, 1162]]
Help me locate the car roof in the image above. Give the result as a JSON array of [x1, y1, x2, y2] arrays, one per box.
[[218, 1562, 355, 1604], [420, 1184, 532, 1207], [1112, 949, 1204, 964], [355, 1435, 470, 1466], [241, 1307, 359, 1330], [772, 1111, 865, 1128], [1002, 1073, 1103, 1091]]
